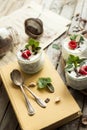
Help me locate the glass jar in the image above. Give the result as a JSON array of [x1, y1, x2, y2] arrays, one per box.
[[62, 36, 87, 61], [0, 27, 19, 58], [17, 49, 44, 74], [65, 59, 87, 90]]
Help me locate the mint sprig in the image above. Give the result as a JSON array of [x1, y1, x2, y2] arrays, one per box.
[[70, 34, 77, 40], [65, 55, 86, 71], [37, 77, 54, 93], [70, 34, 84, 43], [25, 38, 41, 54], [52, 44, 60, 50]]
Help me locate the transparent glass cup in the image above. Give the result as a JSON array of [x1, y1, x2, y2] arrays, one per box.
[[17, 49, 45, 74], [0, 27, 19, 58]]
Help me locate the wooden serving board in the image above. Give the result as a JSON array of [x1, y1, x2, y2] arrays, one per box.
[[0, 54, 81, 130]]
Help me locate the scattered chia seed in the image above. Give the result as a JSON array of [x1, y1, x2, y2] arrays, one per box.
[[45, 98, 50, 103]]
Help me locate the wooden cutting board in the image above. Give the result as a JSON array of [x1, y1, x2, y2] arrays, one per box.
[[0, 54, 81, 130]]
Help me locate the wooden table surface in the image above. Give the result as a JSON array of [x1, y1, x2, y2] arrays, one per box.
[[0, 0, 87, 130]]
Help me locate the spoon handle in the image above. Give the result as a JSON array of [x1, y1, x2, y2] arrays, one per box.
[[24, 85, 47, 108], [20, 85, 35, 116]]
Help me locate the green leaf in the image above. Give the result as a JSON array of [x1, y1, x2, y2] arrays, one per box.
[[65, 64, 74, 71], [37, 80, 45, 88], [67, 55, 78, 64], [70, 34, 77, 40], [37, 77, 52, 89], [25, 38, 41, 53], [70, 34, 84, 43], [25, 44, 29, 49], [80, 35, 84, 42], [52, 44, 60, 50], [66, 55, 86, 69], [80, 61, 86, 66], [28, 38, 39, 48]]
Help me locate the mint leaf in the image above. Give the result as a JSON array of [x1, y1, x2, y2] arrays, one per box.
[[80, 61, 87, 66], [65, 64, 74, 71], [37, 77, 52, 89], [28, 38, 39, 48], [25, 38, 41, 53], [70, 34, 77, 40], [37, 79, 44, 88], [66, 55, 86, 69], [70, 34, 84, 43], [52, 44, 60, 50], [37, 77, 55, 93], [80, 36, 84, 43], [25, 44, 29, 49]]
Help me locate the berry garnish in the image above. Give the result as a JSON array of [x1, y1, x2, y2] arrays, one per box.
[[79, 66, 87, 75], [68, 40, 77, 50], [25, 50, 31, 56], [21, 50, 31, 59]]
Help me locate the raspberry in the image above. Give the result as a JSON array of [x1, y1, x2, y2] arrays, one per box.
[[79, 66, 87, 75], [22, 52, 28, 59], [25, 50, 31, 56], [68, 40, 77, 50], [21, 50, 31, 59]]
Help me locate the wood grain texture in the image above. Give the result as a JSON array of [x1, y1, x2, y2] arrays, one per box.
[[0, 83, 9, 122], [0, 0, 41, 17], [0, 103, 18, 130]]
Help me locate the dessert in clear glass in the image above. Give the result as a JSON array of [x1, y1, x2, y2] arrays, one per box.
[[62, 34, 87, 61], [17, 38, 44, 74], [65, 55, 87, 90]]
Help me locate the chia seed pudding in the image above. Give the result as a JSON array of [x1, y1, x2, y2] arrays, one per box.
[[17, 38, 44, 74], [65, 56, 87, 90], [62, 34, 87, 61]]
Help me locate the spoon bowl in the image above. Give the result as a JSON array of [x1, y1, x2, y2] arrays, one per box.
[[10, 69, 23, 86]]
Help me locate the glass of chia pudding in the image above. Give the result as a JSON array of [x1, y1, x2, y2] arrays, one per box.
[[62, 34, 87, 61], [17, 38, 44, 74]]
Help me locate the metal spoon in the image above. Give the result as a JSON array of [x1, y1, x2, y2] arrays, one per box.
[[10, 69, 47, 108], [10, 69, 35, 116], [23, 84, 47, 108]]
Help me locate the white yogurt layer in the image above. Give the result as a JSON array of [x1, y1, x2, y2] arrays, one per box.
[[65, 60, 87, 90], [62, 36, 87, 61], [17, 50, 42, 63]]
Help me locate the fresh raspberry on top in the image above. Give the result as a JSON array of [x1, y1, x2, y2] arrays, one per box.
[[21, 50, 31, 59], [79, 66, 87, 75], [25, 50, 31, 56], [68, 40, 77, 50]]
